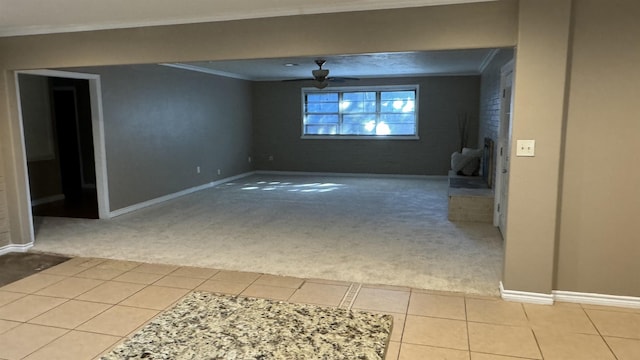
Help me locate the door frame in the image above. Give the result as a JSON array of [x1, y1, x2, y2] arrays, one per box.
[[493, 60, 514, 232], [15, 69, 110, 242]]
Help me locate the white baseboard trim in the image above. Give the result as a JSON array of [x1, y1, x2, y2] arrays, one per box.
[[500, 282, 640, 309], [255, 170, 447, 180], [499, 282, 555, 305], [109, 171, 255, 218], [31, 194, 65, 206], [553, 290, 640, 309], [0, 242, 34, 256]]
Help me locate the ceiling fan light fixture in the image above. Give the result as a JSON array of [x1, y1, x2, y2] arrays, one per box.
[[282, 59, 357, 87], [314, 81, 329, 89], [312, 69, 329, 80]]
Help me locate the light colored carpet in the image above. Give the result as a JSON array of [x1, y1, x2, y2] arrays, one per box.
[[101, 291, 392, 360], [33, 174, 504, 295]]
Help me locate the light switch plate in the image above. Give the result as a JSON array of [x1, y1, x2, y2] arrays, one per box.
[[516, 140, 535, 157]]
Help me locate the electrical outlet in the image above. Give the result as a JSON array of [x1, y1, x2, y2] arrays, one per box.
[[248, 156, 252, 163], [268, 155, 274, 161], [196, 166, 201, 174], [516, 140, 535, 157], [217, 169, 221, 175]]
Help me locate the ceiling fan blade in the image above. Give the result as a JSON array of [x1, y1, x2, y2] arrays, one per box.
[[282, 78, 315, 82], [281, 78, 330, 89], [327, 76, 360, 82]]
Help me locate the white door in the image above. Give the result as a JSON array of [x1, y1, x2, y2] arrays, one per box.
[[494, 60, 514, 237]]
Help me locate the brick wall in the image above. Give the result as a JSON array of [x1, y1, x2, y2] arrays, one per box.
[[478, 48, 514, 184]]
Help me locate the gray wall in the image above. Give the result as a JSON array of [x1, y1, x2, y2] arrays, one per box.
[[73, 65, 253, 211], [252, 76, 480, 175], [18, 74, 64, 200], [19, 75, 56, 162]]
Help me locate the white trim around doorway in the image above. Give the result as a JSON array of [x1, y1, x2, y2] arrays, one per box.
[[14, 69, 110, 244]]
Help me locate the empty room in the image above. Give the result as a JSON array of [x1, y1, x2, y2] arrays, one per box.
[[16, 48, 512, 296]]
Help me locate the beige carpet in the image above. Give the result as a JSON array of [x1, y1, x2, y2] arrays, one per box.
[[32, 174, 504, 295]]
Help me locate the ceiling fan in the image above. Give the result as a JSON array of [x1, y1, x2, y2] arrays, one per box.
[[284, 59, 359, 89]]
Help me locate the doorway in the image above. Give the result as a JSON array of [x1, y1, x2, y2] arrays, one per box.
[[25, 78, 99, 219], [15, 69, 110, 241]]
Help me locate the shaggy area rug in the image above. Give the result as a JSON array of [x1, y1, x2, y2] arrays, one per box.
[[101, 292, 393, 360]]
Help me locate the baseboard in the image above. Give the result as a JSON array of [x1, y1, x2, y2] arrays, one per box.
[[500, 282, 640, 309], [31, 194, 65, 206], [0, 242, 34, 256], [254, 170, 447, 180], [109, 171, 255, 218], [499, 282, 554, 305], [553, 290, 640, 309]]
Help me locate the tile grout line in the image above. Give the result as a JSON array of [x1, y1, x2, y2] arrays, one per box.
[[392, 290, 412, 360], [581, 306, 620, 360], [20, 327, 72, 360], [529, 325, 545, 360], [463, 297, 471, 359], [519, 303, 545, 360], [23, 266, 139, 339]]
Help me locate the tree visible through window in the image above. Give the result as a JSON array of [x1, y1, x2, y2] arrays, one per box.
[[302, 86, 418, 138]]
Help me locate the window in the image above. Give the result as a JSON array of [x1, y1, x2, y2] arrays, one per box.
[[302, 85, 418, 139]]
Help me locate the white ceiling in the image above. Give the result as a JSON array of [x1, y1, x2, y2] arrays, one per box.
[[169, 49, 499, 81], [0, 0, 494, 37]]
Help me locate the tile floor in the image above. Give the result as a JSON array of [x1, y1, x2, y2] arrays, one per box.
[[0, 257, 637, 360]]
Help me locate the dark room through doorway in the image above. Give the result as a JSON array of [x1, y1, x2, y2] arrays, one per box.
[[19, 74, 98, 219]]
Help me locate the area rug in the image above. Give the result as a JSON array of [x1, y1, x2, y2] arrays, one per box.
[[101, 291, 393, 359], [0, 252, 70, 287]]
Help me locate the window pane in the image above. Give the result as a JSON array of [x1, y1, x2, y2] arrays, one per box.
[[307, 93, 338, 102], [381, 91, 415, 100], [341, 92, 376, 113], [342, 92, 376, 101], [385, 123, 416, 135], [341, 101, 376, 113], [342, 114, 375, 124], [306, 102, 339, 113], [305, 114, 339, 124], [380, 100, 415, 113], [340, 123, 375, 135], [380, 91, 415, 113], [305, 124, 338, 135], [379, 113, 415, 124], [306, 93, 339, 113]]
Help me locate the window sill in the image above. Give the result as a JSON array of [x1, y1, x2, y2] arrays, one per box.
[[300, 135, 420, 141]]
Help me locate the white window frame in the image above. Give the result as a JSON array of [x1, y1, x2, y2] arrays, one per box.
[[301, 85, 420, 140]]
